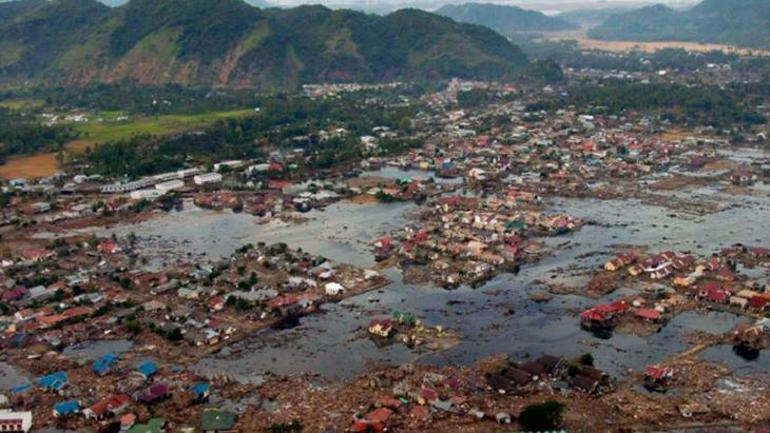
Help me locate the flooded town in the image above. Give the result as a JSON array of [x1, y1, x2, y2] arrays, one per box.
[[1, 0, 770, 432]]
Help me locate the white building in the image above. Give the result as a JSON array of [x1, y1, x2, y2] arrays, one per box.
[[0, 410, 33, 433], [177, 168, 202, 179], [130, 189, 164, 201], [155, 179, 185, 194], [152, 171, 179, 182], [100, 179, 154, 194], [214, 160, 245, 172], [193, 173, 223, 186], [324, 282, 345, 296], [247, 163, 271, 174]]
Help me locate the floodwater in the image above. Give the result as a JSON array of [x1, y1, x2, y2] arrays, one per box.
[[100, 187, 770, 383], [105, 199, 415, 270], [0, 361, 29, 390], [360, 166, 464, 185]]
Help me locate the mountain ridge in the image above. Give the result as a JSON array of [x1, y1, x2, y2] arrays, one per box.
[[0, 0, 528, 89], [588, 0, 770, 50], [436, 2, 578, 35]]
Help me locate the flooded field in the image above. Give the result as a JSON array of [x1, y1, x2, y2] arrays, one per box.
[[90, 183, 770, 384], [104, 200, 415, 270], [360, 166, 464, 185], [0, 361, 29, 390]]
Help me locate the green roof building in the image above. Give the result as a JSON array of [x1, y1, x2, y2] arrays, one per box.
[[201, 410, 236, 433], [126, 418, 165, 433]]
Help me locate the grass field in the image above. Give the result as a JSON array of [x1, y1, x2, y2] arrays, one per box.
[[0, 108, 257, 179], [67, 108, 256, 152], [0, 98, 44, 110]]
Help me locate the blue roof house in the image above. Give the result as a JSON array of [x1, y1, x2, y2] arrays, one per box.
[[190, 382, 210, 401], [53, 400, 80, 417], [38, 371, 68, 393], [11, 383, 31, 394], [137, 361, 157, 380], [93, 354, 118, 376]]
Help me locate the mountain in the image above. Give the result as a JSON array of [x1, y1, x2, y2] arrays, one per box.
[[243, 0, 271, 6], [0, 0, 111, 74], [0, 0, 44, 20], [31, 0, 273, 7], [436, 3, 577, 35], [0, 0, 527, 89], [557, 7, 637, 28], [588, 0, 770, 50]]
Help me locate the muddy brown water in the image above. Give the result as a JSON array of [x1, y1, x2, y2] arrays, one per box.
[[41, 181, 770, 383]]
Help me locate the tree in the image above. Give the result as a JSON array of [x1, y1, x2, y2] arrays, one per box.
[[579, 353, 595, 366], [518, 401, 565, 431], [125, 319, 142, 335], [267, 421, 303, 433], [398, 115, 412, 131], [525, 59, 565, 83], [166, 327, 183, 341]]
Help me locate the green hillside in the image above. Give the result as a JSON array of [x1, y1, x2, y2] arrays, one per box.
[[588, 0, 770, 50], [0, 0, 528, 89], [436, 2, 578, 35]]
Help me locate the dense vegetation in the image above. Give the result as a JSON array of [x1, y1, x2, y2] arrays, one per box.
[[0, 0, 527, 89], [516, 38, 742, 73], [22, 85, 266, 115], [0, 108, 77, 164], [531, 81, 767, 127], [82, 94, 420, 177], [588, 0, 770, 50], [518, 401, 565, 431], [436, 3, 577, 36]]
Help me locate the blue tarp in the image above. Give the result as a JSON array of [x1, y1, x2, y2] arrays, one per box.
[[11, 383, 31, 394], [137, 360, 157, 378], [38, 371, 67, 391], [191, 382, 210, 397], [54, 400, 80, 416], [93, 354, 118, 376]]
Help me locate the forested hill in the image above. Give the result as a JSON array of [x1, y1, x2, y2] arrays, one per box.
[[0, 0, 528, 89], [588, 0, 770, 50]]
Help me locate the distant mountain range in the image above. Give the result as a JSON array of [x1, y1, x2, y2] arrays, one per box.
[[0, 0, 527, 89], [96, 0, 272, 6], [556, 7, 637, 28], [436, 2, 577, 35], [588, 0, 770, 50]]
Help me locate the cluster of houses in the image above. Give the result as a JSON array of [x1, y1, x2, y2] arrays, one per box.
[[348, 352, 584, 432], [580, 299, 664, 330], [485, 355, 615, 396], [3, 353, 235, 432], [603, 247, 770, 315], [365, 311, 449, 349], [0, 226, 389, 432], [374, 194, 579, 288], [1, 350, 241, 432]]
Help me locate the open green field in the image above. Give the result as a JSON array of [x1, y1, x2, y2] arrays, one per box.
[[68, 108, 256, 152], [0, 98, 44, 109], [0, 107, 257, 179]]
